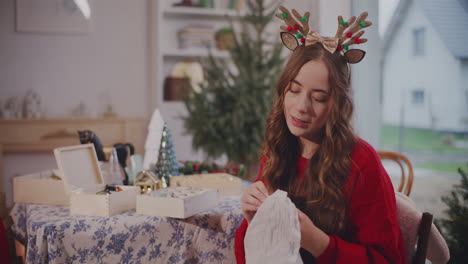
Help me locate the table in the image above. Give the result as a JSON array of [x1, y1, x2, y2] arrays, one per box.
[[10, 196, 244, 264]]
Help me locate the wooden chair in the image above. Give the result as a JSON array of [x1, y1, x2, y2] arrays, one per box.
[[378, 151, 414, 196]]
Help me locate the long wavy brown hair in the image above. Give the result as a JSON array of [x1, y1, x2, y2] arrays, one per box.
[[262, 43, 357, 235]]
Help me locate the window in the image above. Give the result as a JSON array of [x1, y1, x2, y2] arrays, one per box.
[[379, 0, 466, 224], [412, 89, 425, 105], [412, 28, 425, 56], [465, 90, 468, 112]]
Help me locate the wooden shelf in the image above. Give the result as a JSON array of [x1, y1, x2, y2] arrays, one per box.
[[163, 6, 244, 18], [0, 118, 146, 154], [162, 48, 230, 58], [153, 2, 242, 163]]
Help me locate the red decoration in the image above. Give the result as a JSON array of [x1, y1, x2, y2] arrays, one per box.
[[180, 160, 245, 177], [355, 38, 361, 44], [337, 45, 343, 51], [287, 26, 293, 32], [346, 32, 353, 38], [293, 24, 300, 31], [232, 165, 239, 174], [300, 37, 306, 44]]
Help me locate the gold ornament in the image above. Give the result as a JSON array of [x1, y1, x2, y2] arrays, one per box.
[[135, 170, 167, 194]]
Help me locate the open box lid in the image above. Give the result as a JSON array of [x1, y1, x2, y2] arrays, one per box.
[[54, 144, 104, 193]]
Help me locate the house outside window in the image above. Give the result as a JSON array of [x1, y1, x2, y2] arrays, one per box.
[[413, 27, 425, 56], [380, 0, 468, 226], [412, 89, 425, 105]]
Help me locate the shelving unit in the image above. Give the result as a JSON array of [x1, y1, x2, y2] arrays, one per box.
[[161, 48, 230, 59], [153, 0, 242, 162], [163, 6, 244, 17]]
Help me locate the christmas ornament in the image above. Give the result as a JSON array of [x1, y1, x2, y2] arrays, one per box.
[[154, 123, 179, 185]]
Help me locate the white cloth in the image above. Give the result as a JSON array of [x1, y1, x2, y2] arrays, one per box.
[[244, 190, 303, 264]]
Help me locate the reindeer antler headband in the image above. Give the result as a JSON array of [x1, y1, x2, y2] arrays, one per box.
[[276, 6, 373, 64]]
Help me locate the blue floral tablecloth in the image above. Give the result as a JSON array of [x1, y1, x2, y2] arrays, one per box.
[[10, 196, 244, 264]]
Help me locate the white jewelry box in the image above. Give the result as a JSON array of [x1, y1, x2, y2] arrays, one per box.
[[136, 187, 219, 219], [13, 169, 69, 205], [170, 173, 242, 196], [54, 144, 140, 217]]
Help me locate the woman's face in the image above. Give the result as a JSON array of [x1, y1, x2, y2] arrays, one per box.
[[284, 59, 332, 141]]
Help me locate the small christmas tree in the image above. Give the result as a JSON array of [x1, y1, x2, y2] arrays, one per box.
[[183, 0, 284, 169], [437, 163, 468, 263], [154, 124, 179, 185]]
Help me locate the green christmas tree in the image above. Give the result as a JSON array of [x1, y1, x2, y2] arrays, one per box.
[[154, 124, 179, 185], [437, 163, 468, 263], [183, 0, 284, 169]]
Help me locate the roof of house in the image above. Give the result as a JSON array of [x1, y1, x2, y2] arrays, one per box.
[[383, 0, 468, 59]]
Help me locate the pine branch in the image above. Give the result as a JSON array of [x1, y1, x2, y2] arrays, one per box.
[[437, 163, 468, 263], [183, 0, 284, 163]]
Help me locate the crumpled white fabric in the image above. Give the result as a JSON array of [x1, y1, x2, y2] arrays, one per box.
[[244, 190, 303, 264]]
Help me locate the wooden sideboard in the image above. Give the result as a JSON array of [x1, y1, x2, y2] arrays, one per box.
[[0, 118, 146, 153], [0, 118, 146, 217]]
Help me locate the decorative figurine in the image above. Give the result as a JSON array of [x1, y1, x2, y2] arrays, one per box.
[[78, 130, 106, 161], [113, 143, 135, 185], [4, 96, 22, 119], [135, 170, 167, 194], [154, 124, 179, 185], [125, 154, 143, 186], [23, 90, 42, 119], [101, 147, 124, 185], [143, 109, 165, 171], [71, 101, 89, 117]]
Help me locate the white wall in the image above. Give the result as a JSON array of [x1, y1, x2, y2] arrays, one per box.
[[0, 0, 150, 119], [461, 60, 468, 119], [0, 0, 150, 206], [319, 0, 351, 36], [351, 0, 381, 146], [382, 0, 464, 131]]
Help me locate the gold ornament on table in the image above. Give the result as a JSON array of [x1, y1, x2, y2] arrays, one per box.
[[135, 170, 167, 194]]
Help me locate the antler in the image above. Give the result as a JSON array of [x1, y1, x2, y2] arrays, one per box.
[[276, 5, 311, 36], [335, 12, 372, 49]]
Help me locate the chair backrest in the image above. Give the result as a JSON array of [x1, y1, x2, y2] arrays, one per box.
[[395, 193, 449, 264], [413, 212, 433, 264], [378, 151, 414, 196]]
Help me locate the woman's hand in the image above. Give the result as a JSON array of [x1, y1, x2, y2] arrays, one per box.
[[241, 181, 269, 224], [297, 208, 330, 257], [297, 208, 315, 237]]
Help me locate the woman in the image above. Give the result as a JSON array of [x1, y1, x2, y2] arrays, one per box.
[[234, 7, 407, 264]]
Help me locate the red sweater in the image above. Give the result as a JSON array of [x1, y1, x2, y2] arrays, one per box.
[[234, 138, 407, 264]]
